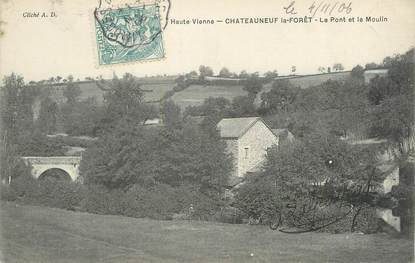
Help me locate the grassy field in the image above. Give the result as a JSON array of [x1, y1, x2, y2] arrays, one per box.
[[46, 81, 175, 106], [171, 85, 248, 110], [253, 72, 351, 107], [0, 201, 413, 263], [141, 83, 175, 102]]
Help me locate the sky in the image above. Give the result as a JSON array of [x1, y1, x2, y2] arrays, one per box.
[[0, 0, 414, 82]]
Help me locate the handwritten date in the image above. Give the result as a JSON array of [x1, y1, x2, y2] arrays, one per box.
[[283, 1, 353, 17], [309, 1, 352, 17]]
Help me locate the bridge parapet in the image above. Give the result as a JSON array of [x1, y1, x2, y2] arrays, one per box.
[[22, 156, 81, 165], [21, 156, 82, 181]]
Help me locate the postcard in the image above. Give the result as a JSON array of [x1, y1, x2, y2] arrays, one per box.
[[0, 0, 414, 262]]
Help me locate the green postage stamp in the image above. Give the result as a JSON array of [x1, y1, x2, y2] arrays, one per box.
[[94, 4, 165, 65]]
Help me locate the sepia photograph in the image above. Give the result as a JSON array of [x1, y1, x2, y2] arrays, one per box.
[[0, 0, 414, 262]]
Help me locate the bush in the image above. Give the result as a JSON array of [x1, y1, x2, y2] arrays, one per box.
[[234, 174, 281, 224], [80, 183, 193, 220], [124, 184, 194, 220], [17, 132, 66, 156], [213, 206, 244, 224], [234, 173, 380, 233], [40, 178, 85, 210], [79, 184, 126, 215], [190, 193, 225, 221], [1, 149, 33, 186], [10, 174, 40, 198], [0, 184, 18, 201], [11, 176, 85, 210], [316, 206, 380, 234], [79, 183, 227, 221], [49, 136, 96, 148], [4, 175, 230, 224]]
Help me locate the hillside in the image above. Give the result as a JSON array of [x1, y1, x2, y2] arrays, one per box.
[[37, 72, 351, 110], [171, 84, 248, 110], [254, 71, 351, 106], [41, 79, 176, 105], [1, 201, 413, 263], [273, 71, 351, 89]]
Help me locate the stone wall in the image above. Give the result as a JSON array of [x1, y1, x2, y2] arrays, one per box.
[[237, 121, 278, 177]]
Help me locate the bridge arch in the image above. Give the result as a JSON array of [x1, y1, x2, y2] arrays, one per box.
[[22, 156, 81, 182], [38, 168, 72, 181]]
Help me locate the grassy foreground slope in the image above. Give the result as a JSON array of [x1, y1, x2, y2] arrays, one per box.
[[0, 201, 413, 263]]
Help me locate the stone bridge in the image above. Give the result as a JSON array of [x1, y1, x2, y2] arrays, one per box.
[[22, 156, 81, 181]]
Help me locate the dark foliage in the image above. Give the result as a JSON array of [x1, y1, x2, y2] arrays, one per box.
[[367, 49, 414, 150], [235, 134, 384, 233], [61, 97, 104, 136], [243, 74, 263, 96], [0, 184, 18, 201], [9, 175, 85, 210], [37, 96, 58, 134], [260, 80, 300, 115], [16, 132, 66, 156]]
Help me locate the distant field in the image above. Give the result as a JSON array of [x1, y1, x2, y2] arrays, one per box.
[[254, 72, 351, 107], [141, 83, 174, 102], [0, 202, 413, 263], [45, 72, 350, 110], [276, 72, 351, 89], [45, 80, 175, 106], [171, 85, 248, 110]]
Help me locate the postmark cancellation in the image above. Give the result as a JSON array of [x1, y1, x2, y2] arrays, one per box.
[[94, 3, 166, 65]]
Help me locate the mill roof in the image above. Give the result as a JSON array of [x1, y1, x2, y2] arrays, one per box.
[[217, 117, 265, 139]]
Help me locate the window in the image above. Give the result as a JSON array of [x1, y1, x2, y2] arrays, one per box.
[[244, 147, 249, 159]]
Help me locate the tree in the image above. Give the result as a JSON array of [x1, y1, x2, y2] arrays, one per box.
[[1, 74, 35, 146], [184, 97, 233, 136], [37, 96, 58, 134], [365, 63, 378, 70], [80, 116, 232, 195], [367, 48, 414, 151], [369, 95, 413, 151], [219, 67, 232, 78], [382, 56, 394, 68], [16, 131, 65, 156], [175, 75, 187, 90], [0, 145, 32, 183], [102, 73, 157, 126], [185, 71, 198, 80], [264, 70, 278, 81], [161, 100, 182, 128], [239, 70, 249, 79], [199, 65, 214, 79], [231, 96, 256, 117], [260, 80, 300, 114], [61, 97, 103, 136], [318, 66, 326, 73], [184, 97, 232, 119], [350, 65, 365, 80], [243, 73, 263, 96], [322, 79, 369, 138], [80, 120, 159, 188], [291, 66, 296, 74], [62, 76, 81, 104], [367, 76, 398, 105], [155, 123, 232, 195], [333, 63, 344, 72], [0, 74, 36, 182], [235, 133, 383, 232]]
